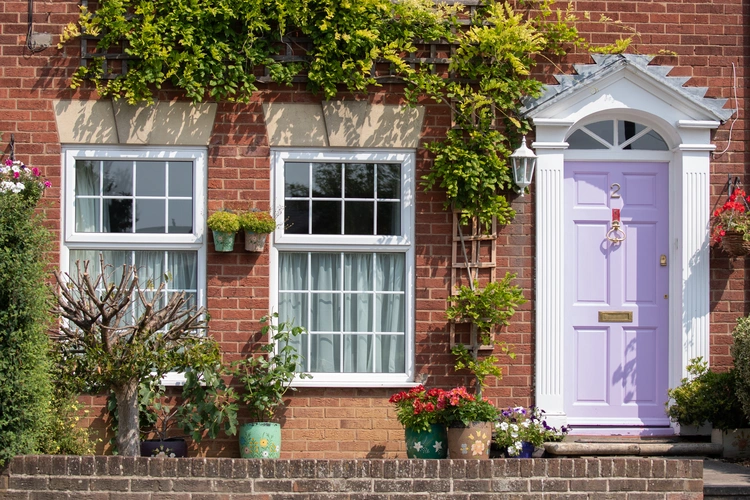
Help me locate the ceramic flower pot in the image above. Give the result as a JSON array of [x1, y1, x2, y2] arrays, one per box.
[[404, 424, 448, 459], [239, 422, 281, 458], [212, 230, 236, 252], [140, 438, 188, 458], [506, 441, 535, 458], [244, 231, 268, 252], [447, 421, 492, 459]]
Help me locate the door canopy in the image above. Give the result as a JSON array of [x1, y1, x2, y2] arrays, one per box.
[[523, 53, 734, 431]]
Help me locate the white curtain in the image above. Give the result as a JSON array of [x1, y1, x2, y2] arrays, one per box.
[[278, 251, 405, 374], [75, 161, 100, 232]]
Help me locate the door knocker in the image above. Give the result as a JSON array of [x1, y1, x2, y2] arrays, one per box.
[[607, 208, 626, 243]]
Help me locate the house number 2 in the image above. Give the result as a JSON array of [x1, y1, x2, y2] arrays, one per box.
[[610, 183, 621, 198]]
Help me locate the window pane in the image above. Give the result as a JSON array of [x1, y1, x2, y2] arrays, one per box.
[[629, 133, 668, 151], [344, 253, 372, 291], [279, 253, 308, 290], [136, 161, 165, 196], [566, 129, 607, 149], [585, 120, 614, 145], [136, 199, 166, 233], [344, 201, 374, 235], [102, 161, 133, 196], [285, 162, 310, 197], [311, 253, 340, 290], [376, 254, 405, 291], [169, 162, 193, 197], [377, 202, 400, 235], [345, 164, 374, 198], [75, 160, 99, 196], [168, 251, 197, 290], [168, 200, 193, 233], [312, 163, 341, 197], [135, 251, 165, 287], [311, 201, 341, 234], [377, 164, 400, 199], [311, 293, 340, 332], [311, 334, 340, 372], [344, 294, 373, 332], [285, 200, 309, 234], [343, 334, 372, 372], [618, 121, 647, 145], [104, 199, 133, 233], [75, 198, 99, 232], [279, 292, 308, 327], [375, 335, 405, 373], [376, 294, 404, 333]]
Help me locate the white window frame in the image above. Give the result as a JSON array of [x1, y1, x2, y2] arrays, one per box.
[[271, 149, 416, 387], [61, 146, 208, 386]]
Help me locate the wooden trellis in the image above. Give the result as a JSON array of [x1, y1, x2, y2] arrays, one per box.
[[449, 211, 497, 351]]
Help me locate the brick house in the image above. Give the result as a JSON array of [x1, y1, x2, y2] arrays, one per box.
[[3, 0, 746, 458]]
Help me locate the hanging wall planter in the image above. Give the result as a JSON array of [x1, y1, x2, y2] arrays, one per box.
[[238, 210, 277, 253], [207, 210, 240, 253]]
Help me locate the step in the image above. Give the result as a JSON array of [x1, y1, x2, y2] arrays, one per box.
[[544, 441, 722, 457]]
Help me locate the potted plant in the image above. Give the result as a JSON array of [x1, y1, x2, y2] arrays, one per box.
[[494, 406, 569, 458], [711, 189, 750, 256], [389, 386, 448, 459], [207, 210, 240, 252], [666, 357, 749, 457], [136, 354, 238, 457], [50, 257, 215, 456], [232, 314, 311, 458], [440, 386, 498, 459], [238, 210, 278, 252]]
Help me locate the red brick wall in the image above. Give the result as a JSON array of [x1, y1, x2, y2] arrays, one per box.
[[0, 0, 746, 458]]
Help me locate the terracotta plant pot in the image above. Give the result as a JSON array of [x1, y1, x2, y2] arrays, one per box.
[[447, 421, 492, 459]]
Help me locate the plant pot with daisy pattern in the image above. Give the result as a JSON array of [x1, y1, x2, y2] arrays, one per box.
[[440, 387, 498, 459], [232, 314, 311, 458]]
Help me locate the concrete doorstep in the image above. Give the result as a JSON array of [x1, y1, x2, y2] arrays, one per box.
[[703, 459, 750, 499]]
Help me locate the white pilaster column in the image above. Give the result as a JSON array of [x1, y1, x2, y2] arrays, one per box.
[[533, 138, 569, 427]]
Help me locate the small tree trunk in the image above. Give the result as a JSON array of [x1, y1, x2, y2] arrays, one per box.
[[113, 379, 140, 456]]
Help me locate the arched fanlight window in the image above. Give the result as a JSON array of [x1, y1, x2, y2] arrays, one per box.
[[567, 119, 669, 150]]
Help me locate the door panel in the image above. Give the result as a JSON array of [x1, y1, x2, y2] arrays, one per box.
[[564, 161, 669, 426]]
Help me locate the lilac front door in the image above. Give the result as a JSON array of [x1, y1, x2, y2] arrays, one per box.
[[564, 162, 670, 427]]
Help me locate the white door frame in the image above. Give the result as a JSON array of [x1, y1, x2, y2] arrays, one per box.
[[528, 65, 725, 430]]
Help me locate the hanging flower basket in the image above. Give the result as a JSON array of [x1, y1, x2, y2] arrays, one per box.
[[720, 230, 750, 257]]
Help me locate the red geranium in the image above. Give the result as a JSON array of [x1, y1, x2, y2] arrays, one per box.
[[389, 385, 447, 431], [712, 189, 750, 244]]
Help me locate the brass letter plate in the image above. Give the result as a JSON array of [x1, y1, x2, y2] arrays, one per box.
[[598, 311, 633, 323]]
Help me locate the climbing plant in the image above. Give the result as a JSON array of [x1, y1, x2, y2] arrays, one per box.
[[61, 0, 628, 226]]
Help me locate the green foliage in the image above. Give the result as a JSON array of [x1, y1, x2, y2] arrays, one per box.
[[446, 273, 527, 339], [207, 210, 240, 234], [0, 172, 54, 465], [731, 316, 750, 424], [451, 343, 515, 393], [238, 210, 278, 234], [440, 386, 499, 427], [665, 357, 749, 431], [60, 0, 635, 227], [232, 314, 311, 422]]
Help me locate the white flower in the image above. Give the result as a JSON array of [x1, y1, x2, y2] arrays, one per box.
[[499, 422, 509, 431], [521, 420, 530, 428], [510, 424, 519, 432], [11, 182, 24, 193]]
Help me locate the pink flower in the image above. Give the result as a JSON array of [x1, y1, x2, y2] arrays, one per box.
[[4, 159, 11, 167], [13, 171, 19, 178], [32, 167, 39, 176], [44, 181, 51, 188]]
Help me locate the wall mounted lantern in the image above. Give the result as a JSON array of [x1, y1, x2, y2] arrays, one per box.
[[510, 136, 537, 196]]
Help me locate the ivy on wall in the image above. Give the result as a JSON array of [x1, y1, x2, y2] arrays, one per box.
[[61, 0, 628, 226]]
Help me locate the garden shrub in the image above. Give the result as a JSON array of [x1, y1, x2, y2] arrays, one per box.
[[665, 357, 748, 430], [0, 162, 54, 465], [731, 316, 750, 424]]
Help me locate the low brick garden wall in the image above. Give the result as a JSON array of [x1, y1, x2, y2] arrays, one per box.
[[1, 455, 703, 499]]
